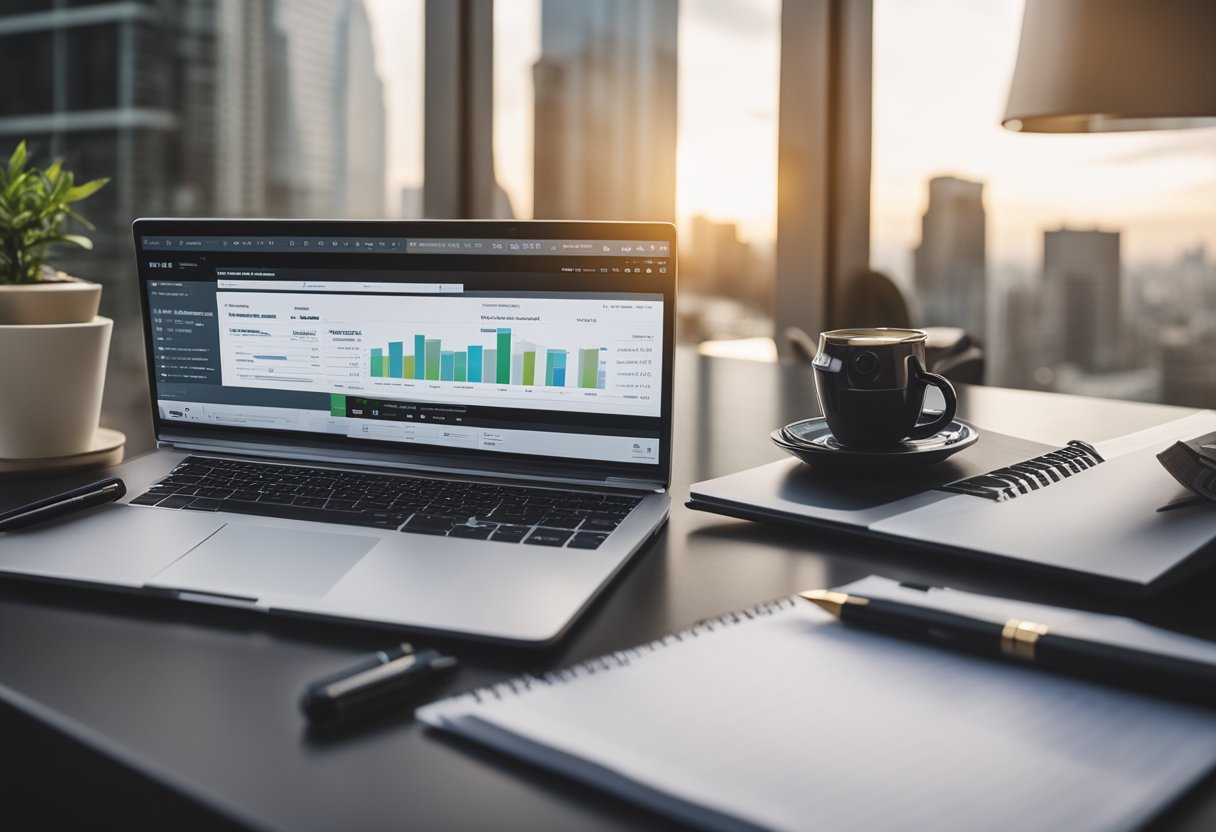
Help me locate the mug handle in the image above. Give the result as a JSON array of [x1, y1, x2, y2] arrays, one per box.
[[906, 355, 957, 440]]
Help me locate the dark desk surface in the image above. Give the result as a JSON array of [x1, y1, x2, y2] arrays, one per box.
[[1, 349, 1214, 831]]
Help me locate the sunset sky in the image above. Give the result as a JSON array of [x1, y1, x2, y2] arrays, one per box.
[[365, 0, 1216, 281]]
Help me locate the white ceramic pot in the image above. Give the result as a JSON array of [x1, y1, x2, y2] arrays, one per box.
[[0, 316, 112, 458], [0, 276, 102, 325]]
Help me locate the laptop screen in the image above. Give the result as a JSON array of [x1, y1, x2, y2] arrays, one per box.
[[133, 221, 675, 484]]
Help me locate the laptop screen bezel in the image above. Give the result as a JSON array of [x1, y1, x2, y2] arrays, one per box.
[[132, 218, 676, 488]]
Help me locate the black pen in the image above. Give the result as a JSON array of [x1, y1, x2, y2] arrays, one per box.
[[301, 643, 458, 724], [800, 589, 1216, 709], [0, 477, 126, 532]]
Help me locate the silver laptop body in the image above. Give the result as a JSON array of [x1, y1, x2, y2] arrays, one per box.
[[0, 220, 676, 645]]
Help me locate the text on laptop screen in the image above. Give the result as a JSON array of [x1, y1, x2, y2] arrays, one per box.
[[137, 228, 672, 473]]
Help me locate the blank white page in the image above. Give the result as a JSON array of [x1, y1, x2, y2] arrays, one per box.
[[420, 600, 1216, 832]]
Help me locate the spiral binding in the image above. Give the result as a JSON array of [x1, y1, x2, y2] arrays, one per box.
[[938, 439, 1105, 502], [455, 597, 798, 706]]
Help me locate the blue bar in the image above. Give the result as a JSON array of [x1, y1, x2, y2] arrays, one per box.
[[414, 335, 425, 379], [440, 351, 454, 381], [468, 345, 483, 382], [388, 341, 404, 378], [553, 367, 565, 386]]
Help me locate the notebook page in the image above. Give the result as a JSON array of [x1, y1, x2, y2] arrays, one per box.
[[420, 602, 1216, 832]]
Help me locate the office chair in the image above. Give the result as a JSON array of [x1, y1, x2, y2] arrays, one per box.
[[783, 270, 986, 384]]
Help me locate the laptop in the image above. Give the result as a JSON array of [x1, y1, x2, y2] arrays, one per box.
[[0, 220, 675, 645]]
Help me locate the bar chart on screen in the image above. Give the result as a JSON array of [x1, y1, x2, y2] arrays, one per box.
[[353, 317, 658, 417], [368, 330, 608, 389], [216, 290, 663, 417]]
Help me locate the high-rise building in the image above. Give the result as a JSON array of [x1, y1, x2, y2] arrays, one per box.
[[532, 0, 678, 222], [987, 277, 1041, 389], [1160, 327, 1216, 408], [913, 176, 987, 340], [181, 0, 281, 217], [0, 2, 180, 285], [275, 0, 347, 217], [1043, 228, 1121, 372], [686, 215, 757, 306], [339, 0, 387, 218]]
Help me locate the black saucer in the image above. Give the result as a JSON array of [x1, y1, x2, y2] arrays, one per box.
[[772, 417, 980, 470]]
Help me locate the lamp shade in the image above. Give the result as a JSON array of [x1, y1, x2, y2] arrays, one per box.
[[1002, 0, 1216, 133]]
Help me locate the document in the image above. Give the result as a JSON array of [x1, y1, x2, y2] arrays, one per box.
[[420, 577, 1216, 832]]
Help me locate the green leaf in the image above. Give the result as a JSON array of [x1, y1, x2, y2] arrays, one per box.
[[7, 141, 26, 180], [64, 206, 96, 231], [46, 233, 93, 250], [0, 140, 107, 284], [65, 177, 107, 202]]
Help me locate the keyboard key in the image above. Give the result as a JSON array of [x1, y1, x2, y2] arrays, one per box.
[[524, 529, 573, 547], [402, 515, 457, 534], [183, 497, 224, 511], [538, 513, 582, 529], [157, 495, 197, 509], [580, 518, 619, 533], [490, 525, 529, 543], [486, 508, 547, 526], [568, 533, 608, 550], [448, 524, 495, 540], [129, 492, 168, 506]]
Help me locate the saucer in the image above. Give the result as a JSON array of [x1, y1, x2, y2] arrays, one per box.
[[0, 427, 125, 478], [772, 418, 979, 470]]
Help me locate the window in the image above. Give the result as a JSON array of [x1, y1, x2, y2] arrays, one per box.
[[0, 0, 418, 454], [872, 0, 1216, 406], [0, 30, 52, 116], [493, 0, 780, 345]]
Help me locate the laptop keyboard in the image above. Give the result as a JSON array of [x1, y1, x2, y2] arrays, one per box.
[[130, 457, 644, 550]]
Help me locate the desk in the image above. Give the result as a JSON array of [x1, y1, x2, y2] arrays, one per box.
[[1, 349, 1213, 830]]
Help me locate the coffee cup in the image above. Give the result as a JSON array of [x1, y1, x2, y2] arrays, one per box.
[[811, 328, 957, 449]]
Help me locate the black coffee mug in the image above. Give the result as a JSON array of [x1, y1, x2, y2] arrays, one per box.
[[812, 328, 957, 449]]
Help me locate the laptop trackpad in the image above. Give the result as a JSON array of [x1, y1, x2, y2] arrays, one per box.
[[150, 523, 376, 600]]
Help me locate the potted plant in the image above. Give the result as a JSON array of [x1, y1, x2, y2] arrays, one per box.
[[0, 141, 112, 459]]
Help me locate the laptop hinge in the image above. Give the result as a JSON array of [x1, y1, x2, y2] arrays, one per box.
[[171, 589, 264, 610], [606, 477, 666, 493], [158, 437, 667, 493]]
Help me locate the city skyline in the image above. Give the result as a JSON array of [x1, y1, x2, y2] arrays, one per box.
[[362, 0, 1216, 273]]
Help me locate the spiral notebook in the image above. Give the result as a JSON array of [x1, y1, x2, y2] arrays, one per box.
[[418, 576, 1216, 832], [686, 411, 1216, 591]]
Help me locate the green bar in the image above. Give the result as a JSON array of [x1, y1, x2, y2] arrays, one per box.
[[454, 352, 467, 382], [425, 338, 441, 380], [522, 351, 536, 385], [381, 355, 390, 377], [329, 393, 346, 417], [545, 351, 556, 386], [496, 328, 511, 384], [579, 348, 599, 388], [414, 335, 425, 379], [403, 355, 415, 379], [371, 348, 383, 377]]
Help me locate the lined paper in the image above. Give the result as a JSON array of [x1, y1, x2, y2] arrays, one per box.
[[420, 585, 1216, 832]]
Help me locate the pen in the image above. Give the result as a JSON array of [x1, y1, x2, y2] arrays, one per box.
[[0, 477, 126, 532], [300, 643, 458, 724], [800, 589, 1216, 709]]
